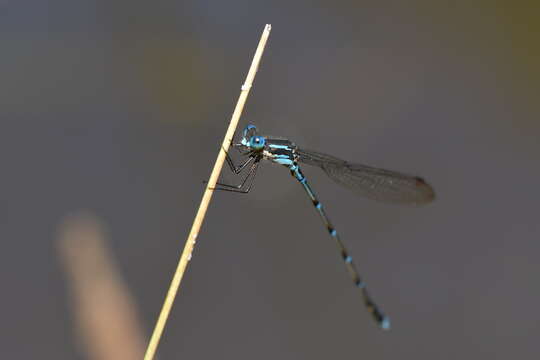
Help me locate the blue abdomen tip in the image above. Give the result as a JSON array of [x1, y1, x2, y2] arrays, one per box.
[[381, 316, 391, 330]]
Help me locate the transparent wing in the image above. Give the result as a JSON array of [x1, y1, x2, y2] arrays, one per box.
[[296, 148, 435, 205]]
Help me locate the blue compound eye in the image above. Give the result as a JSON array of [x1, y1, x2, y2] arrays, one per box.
[[242, 124, 258, 139], [249, 136, 265, 150], [240, 124, 259, 148]]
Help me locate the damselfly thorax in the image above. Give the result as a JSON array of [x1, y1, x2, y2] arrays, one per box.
[[262, 138, 299, 166]]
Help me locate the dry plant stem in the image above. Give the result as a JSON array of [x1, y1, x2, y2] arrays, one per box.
[[143, 24, 272, 360]]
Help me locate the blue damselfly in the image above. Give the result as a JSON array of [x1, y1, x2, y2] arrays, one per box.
[[211, 125, 435, 329]]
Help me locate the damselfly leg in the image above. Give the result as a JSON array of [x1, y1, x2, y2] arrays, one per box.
[[208, 147, 261, 193]]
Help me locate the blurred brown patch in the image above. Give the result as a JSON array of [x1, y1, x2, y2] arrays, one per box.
[[57, 212, 146, 360]]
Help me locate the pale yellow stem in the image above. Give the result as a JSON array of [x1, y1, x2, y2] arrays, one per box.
[[143, 24, 272, 360]]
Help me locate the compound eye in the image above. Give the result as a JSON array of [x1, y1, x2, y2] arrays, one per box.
[[250, 136, 265, 149]]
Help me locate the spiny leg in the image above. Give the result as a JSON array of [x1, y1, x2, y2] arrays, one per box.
[[210, 160, 260, 194], [203, 149, 254, 187], [223, 147, 254, 174], [290, 164, 390, 330]]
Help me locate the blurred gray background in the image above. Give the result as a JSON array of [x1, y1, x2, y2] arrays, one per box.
[[2, 1, 539, 359]]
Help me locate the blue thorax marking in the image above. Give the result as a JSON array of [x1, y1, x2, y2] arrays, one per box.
[[264, 138, 297, 167], [267, 144, 290, 149]]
